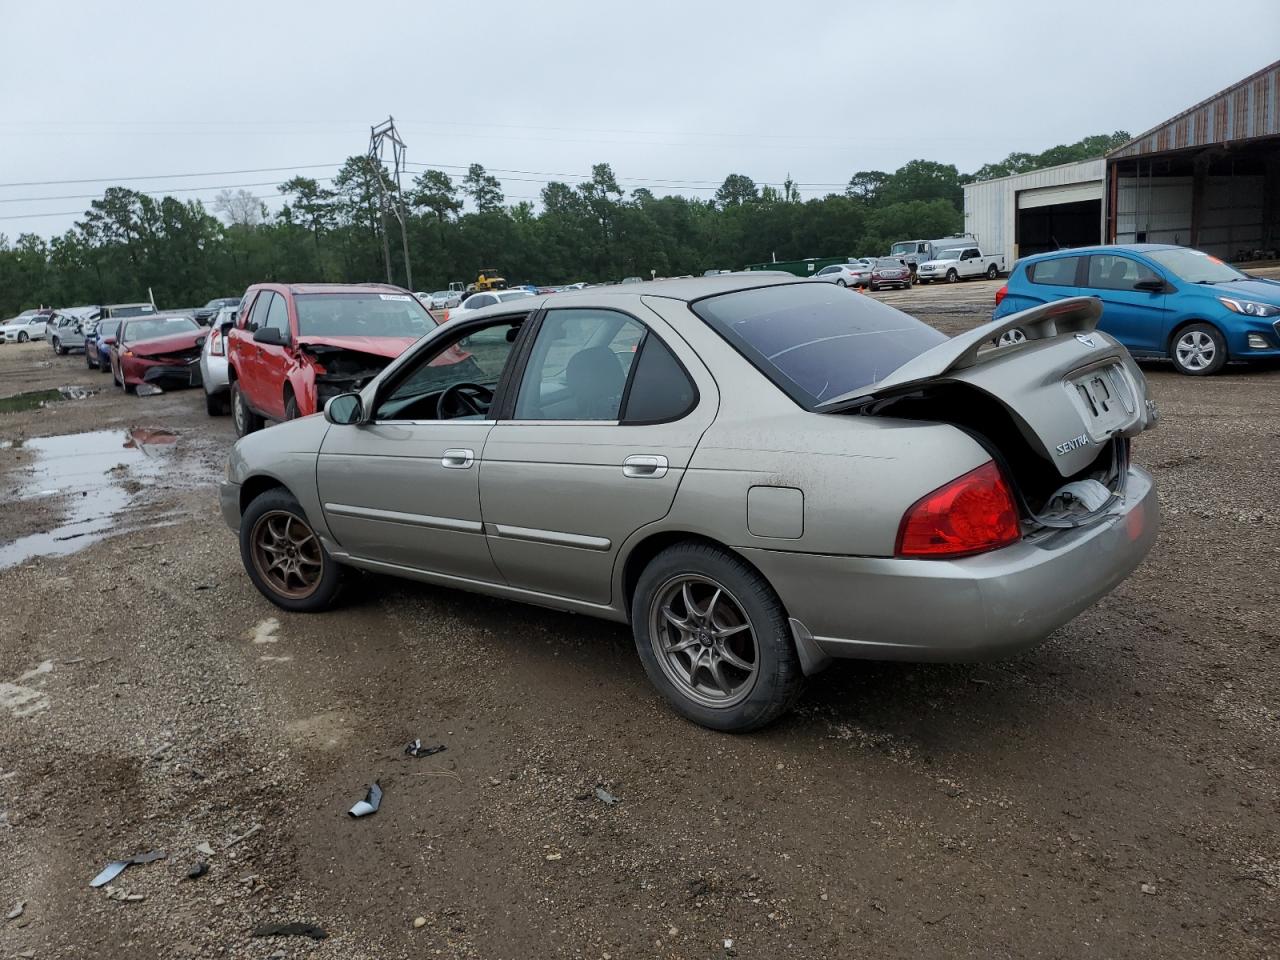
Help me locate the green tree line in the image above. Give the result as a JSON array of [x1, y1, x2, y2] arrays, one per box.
[[0, 132, 1129, 315]]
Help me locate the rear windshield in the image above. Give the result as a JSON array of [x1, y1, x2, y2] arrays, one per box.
[[122, 316, 199, 343], [691, 283, 946, 408], [294, 293, 436, 338], [110, 305, 156, 318]]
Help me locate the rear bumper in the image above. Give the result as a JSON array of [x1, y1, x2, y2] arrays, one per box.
[[201, 354, 229, 394], [742, 465, 1158, 662]]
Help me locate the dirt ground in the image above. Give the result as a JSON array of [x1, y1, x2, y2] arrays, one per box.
[[1, 278, 1278, 960]]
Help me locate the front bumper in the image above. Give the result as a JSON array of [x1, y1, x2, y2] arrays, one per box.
[[742, 465, 1158, 662], [126, 357, 202, 388], [220, 480, 242, 533]]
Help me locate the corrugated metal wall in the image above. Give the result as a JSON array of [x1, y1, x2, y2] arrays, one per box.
[[1114, 175, 1267, 256], [1109, 60, 1279, 159], [963, 159, 1104, 266]]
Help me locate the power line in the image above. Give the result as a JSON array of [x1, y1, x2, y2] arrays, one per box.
[[0, 177, 338, 205], [0, 163, 342, 190]]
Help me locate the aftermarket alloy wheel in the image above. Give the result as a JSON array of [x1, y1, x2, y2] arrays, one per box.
[[632, 542, 803, 732], [240, 489, 344, 612], [1170, 323, 1226, 376], [231, 382, 263, 437]]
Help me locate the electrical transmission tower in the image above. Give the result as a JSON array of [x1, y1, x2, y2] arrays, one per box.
[[367, 116, 413, 290]]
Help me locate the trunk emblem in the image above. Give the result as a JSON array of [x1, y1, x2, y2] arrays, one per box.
[[1075, 334, 1097, 347], [1055, 434, 1091, 456]]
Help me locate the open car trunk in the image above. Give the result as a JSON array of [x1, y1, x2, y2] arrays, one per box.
[[820, 297, 1158, 527]]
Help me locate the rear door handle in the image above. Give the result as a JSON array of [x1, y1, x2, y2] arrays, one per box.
[[623, 454, 668, 479], [441, 448, 475, 469]]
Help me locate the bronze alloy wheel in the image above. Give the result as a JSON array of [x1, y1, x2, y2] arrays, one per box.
[[649, 574, 760, 709], [249, 510, 324, 599]]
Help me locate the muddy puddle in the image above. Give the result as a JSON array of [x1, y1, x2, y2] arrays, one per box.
[[0, 427, 210, 568], [0, 385, 98, 414]]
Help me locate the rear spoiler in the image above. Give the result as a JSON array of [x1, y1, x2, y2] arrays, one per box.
[[818, 296, 1104, 411]]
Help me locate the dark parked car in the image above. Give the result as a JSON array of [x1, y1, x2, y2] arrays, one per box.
[[869, 258, 911, 291], [194, 297, 242, 326]]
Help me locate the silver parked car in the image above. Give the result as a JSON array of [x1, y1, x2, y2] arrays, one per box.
[[1, 312, 51, 343], [811, 262, 871, 288], [200, 305, 239, 415], [220, 276, 1159, 731]]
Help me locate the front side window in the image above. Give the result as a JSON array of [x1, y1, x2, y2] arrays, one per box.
[[242, 291, 270, 332], [264, 293, 290, 335], [514, 309, 644, 420], [1086, 255, 1160, 291], [691, 282, 946, 408], [294, 292, 434, 338], [1028, 256, 1080, 287], [374, 317, 524, 421]]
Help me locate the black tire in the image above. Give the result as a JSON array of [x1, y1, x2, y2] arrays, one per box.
[[85, 350, 95, 369], [631, 541, 803, 732], [946, 268, 959, 283], [112, 363, 122, 388], [53, 337, 65, 355], [1169, 322, 1227, 376], [239, 488, 344, 612], [284, 391, 299, 421], [205, 389, 229, 416], [17, 332, 28, 343], [99, 357, 110, 373], [836, 278, 847, 287], [986, 263, 999, 280], [869, 282, 880, 292], [231, 381, 263, 437]]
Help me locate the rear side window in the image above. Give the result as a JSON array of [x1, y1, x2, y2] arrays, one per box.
[[692, 283, 947, 409], [1028, 257, 1080, 286], [622, 334, 697, 423]]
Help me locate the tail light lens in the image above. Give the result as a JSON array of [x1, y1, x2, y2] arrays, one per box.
[[995, 284, 1008, 307], [210, 331, 224, 356], [896, 461, 1020, 559], [442, 309, 450, 322]]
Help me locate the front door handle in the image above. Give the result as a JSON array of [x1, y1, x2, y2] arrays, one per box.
[[441, 448, 475, 469], [623, 454, 668, 479]]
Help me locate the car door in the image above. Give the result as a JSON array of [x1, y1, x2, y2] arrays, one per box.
[[960, 248, 980, 278], [1081, 254, 1168, 355], [233, 291, 272, 410], [316, 314, 529, 581], [251, 292, 293, 419], [479, 305, 715, 606]]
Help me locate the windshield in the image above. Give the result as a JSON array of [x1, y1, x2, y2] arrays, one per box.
[[692, 283, 946, 408], [122, 317, 199, 343], [935, 248, 965, 261], [1147, 248, 1245, 284], [432, 291, 450, 298], [111, 305, 155, 318], [889, 242, 915, 256], [294, 292, 435, 338]]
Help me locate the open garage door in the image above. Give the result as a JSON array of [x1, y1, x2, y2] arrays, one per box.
[[1016, 198, 1102, 258]]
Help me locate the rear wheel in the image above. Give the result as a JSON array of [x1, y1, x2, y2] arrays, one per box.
[[231, 382, 263, 437], [836, 278, 847, 287], [632, 542, 803, 732], [240, 489, 344, 612], [85, 349, 95, 369], [986, 263, 999, 280], [205, 389, 228, 416], [946, 268, 959, 283], [1170, 322, 1226, 376]]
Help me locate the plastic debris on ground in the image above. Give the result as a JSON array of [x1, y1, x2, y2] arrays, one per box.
[[405, 739, 446, 758], [89, 850, 166, 887], [349, 781, 382, 818], [594, 786, 619, 805], [252, 922, 328, 940]]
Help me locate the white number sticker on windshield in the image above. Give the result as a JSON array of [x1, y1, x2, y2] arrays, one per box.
[[379, 294, 413, 301]]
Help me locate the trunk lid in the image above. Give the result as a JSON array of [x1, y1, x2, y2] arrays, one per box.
[[818, 296, 1157, 478]]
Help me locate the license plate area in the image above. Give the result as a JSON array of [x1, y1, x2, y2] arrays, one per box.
[[1067, 363, 1136, 436]]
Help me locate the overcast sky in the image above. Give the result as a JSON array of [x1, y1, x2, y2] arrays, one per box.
[[2, 0, 1278, 239]]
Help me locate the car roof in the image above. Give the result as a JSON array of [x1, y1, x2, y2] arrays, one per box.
[[248, 282, 414, 296], [544, 272, 798, 304], [1020, 243, 1182, 263]]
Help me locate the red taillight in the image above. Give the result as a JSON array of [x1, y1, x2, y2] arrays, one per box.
[[210, 331, 224, 356], [442, 309, 450, 322], [994, 284, 1008, 307], [896, 461, 1020, 559]]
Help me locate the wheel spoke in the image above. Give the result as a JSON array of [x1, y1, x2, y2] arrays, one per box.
[[703, 587, 722, 624], [661, 605, 689, 630], [713, 621, 751, 639], [681, 581, 699, 618], [666, 634, 700, 655], [717, 643, 754, 672], [708, 657, 732, 695]]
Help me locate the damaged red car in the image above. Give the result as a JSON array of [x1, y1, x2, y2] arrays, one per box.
[[109, 315, 208, 394], [225, 283, 436, 436]]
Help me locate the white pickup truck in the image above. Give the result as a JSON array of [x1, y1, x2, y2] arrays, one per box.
[[915, 245, 1005, 283]]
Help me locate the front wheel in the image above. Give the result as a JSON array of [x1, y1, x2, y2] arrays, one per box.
[[231, 382, 263, 437], [946, 268, 959, 283], [53, 337, 65, 355], [632, 542, 803, 732], [986, 264, 999, 280], [17, 332, 28, 343], [1170, 323, 1226, 376], [240, 489, 344, 612], [869, 282, 880, 292]]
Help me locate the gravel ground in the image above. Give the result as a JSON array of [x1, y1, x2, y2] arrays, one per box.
[[1, 279, 1278, 959]]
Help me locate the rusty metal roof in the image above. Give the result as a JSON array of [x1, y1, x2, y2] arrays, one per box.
[[1107, 60, 1280, 159]]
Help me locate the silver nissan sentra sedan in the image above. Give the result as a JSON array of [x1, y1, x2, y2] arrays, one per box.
[[220, 274, 1159, 731]]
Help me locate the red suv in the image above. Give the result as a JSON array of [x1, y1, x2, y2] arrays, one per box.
[[225, 283, 436, 436]]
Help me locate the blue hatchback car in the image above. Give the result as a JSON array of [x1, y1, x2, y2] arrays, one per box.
[[84, 318, 122, 373], [993, 244, 1280, 375]]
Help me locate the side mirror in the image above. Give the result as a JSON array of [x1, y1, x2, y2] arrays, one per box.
[[1134, 278, 1165, 293], [253, 326, 287, 346], [324, 393, 363, 426], [219, 321, 234, 337]]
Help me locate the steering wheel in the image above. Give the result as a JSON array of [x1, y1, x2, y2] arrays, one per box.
[[436, 382, 494, 419]]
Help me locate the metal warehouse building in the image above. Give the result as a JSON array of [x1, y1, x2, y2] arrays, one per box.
[[964, 59, 1279, 268]]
